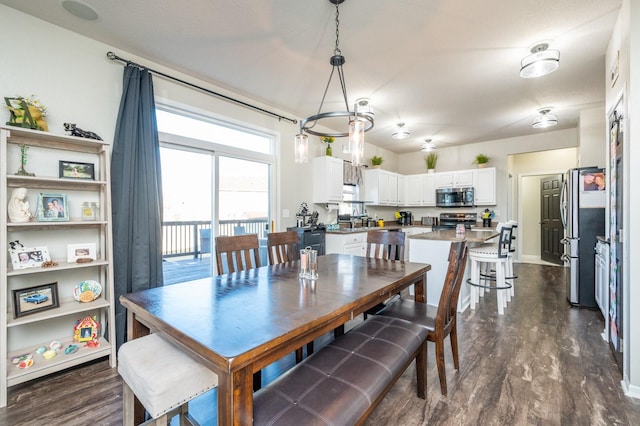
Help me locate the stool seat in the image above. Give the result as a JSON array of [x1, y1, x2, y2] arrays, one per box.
[[118, 333, 218, 425]]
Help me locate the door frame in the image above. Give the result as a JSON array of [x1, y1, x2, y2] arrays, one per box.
[[517, 169, 567, 264]]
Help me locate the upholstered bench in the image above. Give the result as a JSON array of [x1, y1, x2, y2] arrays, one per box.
[[118, 333, 218, 426], [253, 315, 428, 425]]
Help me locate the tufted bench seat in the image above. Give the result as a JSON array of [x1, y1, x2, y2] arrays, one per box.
[[253, 315, 428, 425]]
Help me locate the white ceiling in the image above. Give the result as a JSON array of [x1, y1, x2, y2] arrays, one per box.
[[0, 0, 621, 153]]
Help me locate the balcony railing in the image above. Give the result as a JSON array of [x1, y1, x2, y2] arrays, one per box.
[[162, 218, 269, 258]]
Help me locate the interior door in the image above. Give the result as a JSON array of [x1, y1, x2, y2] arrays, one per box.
[[540, 174, 563, 264]]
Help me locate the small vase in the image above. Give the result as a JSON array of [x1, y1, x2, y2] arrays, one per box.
[[478, 163, 487, 168], [427, 169, 435, 174], [372, 165, 381, 169], [326, 144, 332, 156]]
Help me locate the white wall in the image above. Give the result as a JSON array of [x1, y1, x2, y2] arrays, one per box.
[[578, 106, 607, 168]]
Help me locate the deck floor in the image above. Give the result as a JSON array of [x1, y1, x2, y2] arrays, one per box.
[[163, 255, 213, 285]]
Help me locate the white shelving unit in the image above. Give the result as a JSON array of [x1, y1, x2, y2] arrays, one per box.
[[0, 126, 116, 407]]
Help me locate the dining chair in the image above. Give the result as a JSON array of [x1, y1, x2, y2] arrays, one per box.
[[267, 231, 300, 264], [365, 229, 405, 260], [215, 234, 261, 275], [266, 231, 313, 362], [376, 240, 467, 396], [362, 230, 406, 321], [214, 233, 262, 390]]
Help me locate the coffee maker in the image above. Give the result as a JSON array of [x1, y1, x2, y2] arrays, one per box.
[[398, 211, 413, 226]]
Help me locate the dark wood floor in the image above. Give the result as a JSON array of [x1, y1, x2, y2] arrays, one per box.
[[2, 263, 640, 425]]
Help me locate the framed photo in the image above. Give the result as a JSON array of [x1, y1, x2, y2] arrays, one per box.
[[9, 246, 51, 270], [12, 282, 59, 318], [67, 243, 97, 263], [59, 161, 95, 180], [37, 193, 69, 222]]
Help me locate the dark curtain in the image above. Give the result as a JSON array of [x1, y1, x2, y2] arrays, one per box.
[[111, 65, 163, 350]]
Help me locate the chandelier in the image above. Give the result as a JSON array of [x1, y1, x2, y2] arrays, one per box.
[[294, 0, 374, 166]]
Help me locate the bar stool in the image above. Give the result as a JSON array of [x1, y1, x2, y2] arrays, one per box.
[[506, 220, 518, 301], [467, 225, 513, 315], [118, 333, 218, 426]]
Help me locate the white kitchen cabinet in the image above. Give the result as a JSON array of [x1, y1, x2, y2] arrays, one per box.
[[364, 169, 399, 206], [435, 170, 474, 188], [312, 156, 343, 204], [401, 227, 431, 261], [422, 173, 437, 206], [397, 175, 406, 206], [473, 167, 496, 205], [1, 126, 116, 407], [326, 232, 367, 256], [405, 174, 424, 206]]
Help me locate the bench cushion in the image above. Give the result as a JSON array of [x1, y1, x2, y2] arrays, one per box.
[[118, 333, 218, 419], [253, 316, 428, 425]]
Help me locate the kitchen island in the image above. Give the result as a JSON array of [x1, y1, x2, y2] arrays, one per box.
[[408, 229, 498, 310]]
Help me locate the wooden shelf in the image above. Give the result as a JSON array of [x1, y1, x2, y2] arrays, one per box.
[[7, 298, 111, 327], [3, 126, 109, 154], [6, 175, 107, 191], [7, 259, 108, 277], [7, 220, 107, 231]]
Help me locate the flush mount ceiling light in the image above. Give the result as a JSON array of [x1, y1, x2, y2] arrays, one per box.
[[532, 108, 558, 129], [295, 0, 374, 165], [520, 43, 560, 78], [61, 0, 99, 21], [392, 122, 410, 139], [420, 139, 435, 152]]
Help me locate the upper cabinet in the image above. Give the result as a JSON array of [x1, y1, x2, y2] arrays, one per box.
[[364, 169, 399, 206], [473, 167, 496, 205], [312, 156, 343, 204], [435, 170, 473, 188], [404, 173, 436, 207]]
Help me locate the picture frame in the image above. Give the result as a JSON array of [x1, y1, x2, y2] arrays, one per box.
[[59, 160, 95, 180], [12, 282, 59, 318], [67, 243, 97, 263], [9, 246, 51, 270], [37, 193, 69, 222]]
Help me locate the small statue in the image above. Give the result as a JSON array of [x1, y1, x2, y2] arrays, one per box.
[[8, 187, 32, 223], [64, 123, 103, 140]]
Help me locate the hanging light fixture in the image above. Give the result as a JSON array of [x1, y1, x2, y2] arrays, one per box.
[[295, 0, 374, 166], [392, 122, 410, 139], [532, 108, 558, 128], [420, 139, 435, 152], [294, 127, 309, 163], [520, 43, 560, 78]]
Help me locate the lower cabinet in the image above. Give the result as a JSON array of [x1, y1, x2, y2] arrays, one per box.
[[326, 232, 367, 257]]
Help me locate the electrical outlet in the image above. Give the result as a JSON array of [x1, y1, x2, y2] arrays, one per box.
[[282, 209, 289, 218]]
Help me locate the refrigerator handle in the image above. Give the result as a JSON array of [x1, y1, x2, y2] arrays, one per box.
[[560, 178, 567, 230]]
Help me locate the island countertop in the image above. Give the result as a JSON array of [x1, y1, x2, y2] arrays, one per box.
[[409, 229, 499, 243]]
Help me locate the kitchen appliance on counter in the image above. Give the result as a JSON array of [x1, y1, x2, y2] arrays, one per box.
[[436, 187, 475, 208], [398, 211, 413, 226], [287, 226, 326, 255], [432, 212, 477, 230], [560, 167, 605, 307]]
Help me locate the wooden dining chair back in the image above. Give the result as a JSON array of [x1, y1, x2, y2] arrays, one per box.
[[376, 240, 467, 396], [366, 230, 406, 260], [267, 231, 300, 265], [215, 234, 261, 275]]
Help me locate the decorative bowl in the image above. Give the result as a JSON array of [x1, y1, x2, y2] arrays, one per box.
[[73, 280, 102, 303]]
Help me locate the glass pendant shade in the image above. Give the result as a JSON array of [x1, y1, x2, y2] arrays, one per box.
[[520, 44, 560, 78], [392, 122, 410, 139], [294, 133, 309, 163], [532, 109, 558, 128], [349, 118, 365, 166]]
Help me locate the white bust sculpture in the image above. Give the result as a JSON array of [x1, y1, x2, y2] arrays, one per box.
[[8, 187, 31, 223]]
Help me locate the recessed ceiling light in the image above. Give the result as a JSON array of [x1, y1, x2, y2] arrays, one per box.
[[62, 1, 99, 21]]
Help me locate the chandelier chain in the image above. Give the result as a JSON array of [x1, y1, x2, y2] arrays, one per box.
[[334, 1, 341, 55]]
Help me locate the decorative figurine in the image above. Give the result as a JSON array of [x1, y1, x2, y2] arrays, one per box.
[[63, 123, 103, 140], [74, 315, 100, 344], [15, 145, 35, 176], [7, 187, 32, 223]]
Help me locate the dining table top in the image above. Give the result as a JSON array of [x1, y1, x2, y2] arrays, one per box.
[[120, 253, 431, 425]]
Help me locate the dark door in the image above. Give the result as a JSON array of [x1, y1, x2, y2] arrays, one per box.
[[540, 174, 563, 265]]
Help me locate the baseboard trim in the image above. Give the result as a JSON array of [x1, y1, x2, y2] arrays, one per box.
[[622, 379, 640, 400]]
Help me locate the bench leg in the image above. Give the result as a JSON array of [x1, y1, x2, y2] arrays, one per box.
[[415, 341, 427, 400]]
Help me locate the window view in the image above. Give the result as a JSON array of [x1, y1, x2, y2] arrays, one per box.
[[157, 108, 274, 283]]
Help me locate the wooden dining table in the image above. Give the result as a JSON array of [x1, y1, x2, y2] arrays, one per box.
[[119, 254, 431, 425]]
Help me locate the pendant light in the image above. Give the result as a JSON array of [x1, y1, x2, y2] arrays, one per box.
[[294, 127, 309, 163], [392, 122, 410, 139], [532, 108, 558, 128], [294, 0, 374, 165], [520, 43, 560, 79], [420, 139, 435, 152]]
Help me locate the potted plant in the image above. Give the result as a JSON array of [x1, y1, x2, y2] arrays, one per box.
[[473, 153, 490, 168], [321, 136, 335, 156], [371, 155, 383, 168], [425, 152, 438, 173]]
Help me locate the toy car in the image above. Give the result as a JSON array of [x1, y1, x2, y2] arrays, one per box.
[[24, 294, 48, 304]]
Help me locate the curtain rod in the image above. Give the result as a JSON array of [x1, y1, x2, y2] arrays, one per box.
[[106, 52, 297, 125]]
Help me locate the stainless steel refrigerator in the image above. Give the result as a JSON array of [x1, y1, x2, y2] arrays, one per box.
[[560, 167, 605, 307]]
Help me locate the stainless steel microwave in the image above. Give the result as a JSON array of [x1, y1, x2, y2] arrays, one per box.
[[436, 187, 475, 207]]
